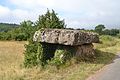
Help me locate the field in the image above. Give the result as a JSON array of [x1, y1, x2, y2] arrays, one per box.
[[0, 41, 25, 80], [0, 36, 120, 80]]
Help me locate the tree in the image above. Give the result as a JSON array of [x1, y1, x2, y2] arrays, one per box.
[[95, 24, 105, 35], [109, 29, 119, 36], [35, 9, 66, 29], [102, 29, 119, 36], [20, 20, 35, 40], [24, 9, 66, 67], [103, 29, 110, 35]]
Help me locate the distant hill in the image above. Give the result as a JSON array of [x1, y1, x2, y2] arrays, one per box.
[[0, 23, 20, 32]]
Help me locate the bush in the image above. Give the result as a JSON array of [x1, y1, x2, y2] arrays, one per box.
[[24, 9, 66, 68], [117, 34, 120, 38], [95, 35, 118, 49], [48, 45, 75, 68], [24, 42, 42, 67], [15, 33, 27, 41], [49, 50, 68, 66], [0, 32, 12, 40]]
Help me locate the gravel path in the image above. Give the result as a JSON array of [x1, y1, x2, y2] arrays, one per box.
[[87, 53, 120, 80]]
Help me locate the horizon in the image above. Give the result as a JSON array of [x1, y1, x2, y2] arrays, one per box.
[[0, 0, 120, 29]]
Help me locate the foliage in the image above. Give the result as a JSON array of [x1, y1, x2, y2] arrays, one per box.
[[15, 33, 27, 41], [35, 9, 66, 29], [117, 33, 120, 38], [95, 24, 105, 35], [0, 20, 37, 41], [0, 23, 19, 40], [24, 42, 42, 67], [103, 29, 119, 36], [47, 45, 76, 69], [24, 9, 66, 67], [94, 24, 120, 36], [49, 49, 70, 67], [20, 20, 36, 40], [0, 23, 19, 32], [95, 35, 118, 49], [38, 43, 57, 66]]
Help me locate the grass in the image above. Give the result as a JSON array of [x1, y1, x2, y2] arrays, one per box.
[[0, 41, 25, 80], [0, 35, 120, 80]]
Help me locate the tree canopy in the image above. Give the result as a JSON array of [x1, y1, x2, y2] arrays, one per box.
[[95, 24, 105, 35], [35, 9, 66, 29]]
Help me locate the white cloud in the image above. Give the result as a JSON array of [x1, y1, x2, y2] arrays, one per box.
[[0, 0, 120, 29], [9, 0, 55, 9], [0, 5, 46, 23], [0, 5, 10, 17]]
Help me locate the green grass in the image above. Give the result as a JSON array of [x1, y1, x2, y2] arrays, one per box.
[[0, 35, 120, 80], [95, 35, 118, 49]]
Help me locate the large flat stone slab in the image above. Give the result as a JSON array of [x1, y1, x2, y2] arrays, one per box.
[[33, 29, 99, 46]]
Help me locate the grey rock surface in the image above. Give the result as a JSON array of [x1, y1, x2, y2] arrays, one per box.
[[33, 29, 99, 46], [76, 44, 94, 58]]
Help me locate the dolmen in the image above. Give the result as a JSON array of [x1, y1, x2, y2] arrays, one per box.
[[33, 29, 99, 60]]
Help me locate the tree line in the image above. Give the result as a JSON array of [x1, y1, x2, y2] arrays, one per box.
[[94, 24, 120, 36], [0, 23, 120, 41], [0, 16, 120, 41]]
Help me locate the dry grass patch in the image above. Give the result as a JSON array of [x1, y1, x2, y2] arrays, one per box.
[[0, 36, 120, 80], [0, 41, 25, 80]]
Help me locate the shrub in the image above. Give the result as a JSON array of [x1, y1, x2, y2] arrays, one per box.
[[50, 50, 67, 66], [24, 9, 66, 67], [95, 35, 118, 49], [24, 42, 42, 67], [117, 34, 120, 38], [15, 33, 27, 41], [48, 45, 75, 68]]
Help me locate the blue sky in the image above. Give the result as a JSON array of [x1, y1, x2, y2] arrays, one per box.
[[0, 0, 120, 29]]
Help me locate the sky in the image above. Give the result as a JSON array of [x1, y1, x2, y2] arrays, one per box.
[[0, 0, 120, 29]]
